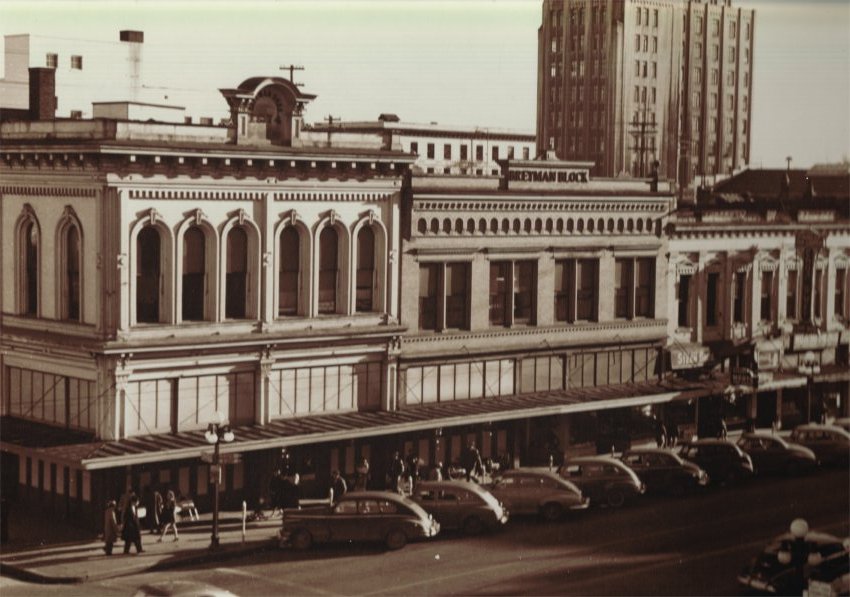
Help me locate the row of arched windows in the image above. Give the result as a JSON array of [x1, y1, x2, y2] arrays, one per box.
[[416, 215, 657, 236], [15, 206, 82, 321], [131, 211, 386, 325]]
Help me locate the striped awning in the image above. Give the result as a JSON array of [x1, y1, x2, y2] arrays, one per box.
[[1, 377, 711, 470]]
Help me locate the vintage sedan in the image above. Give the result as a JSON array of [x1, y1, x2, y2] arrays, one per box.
[[790, 424, 850, 466], [558, 455, 646, 507], [621, 448, 709, 496], [738, 530, 848, 595], [736, 432, 818, 475], [280, 491, 440, 551], [487, 469, 588, 521], [410, 480, 508, 534], [678, 439, 754, 485]]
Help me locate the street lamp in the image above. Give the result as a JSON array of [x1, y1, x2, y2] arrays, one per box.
[[205, 419, 234, 550], [776, 518, 824, 593], [798, 351, 821, 423]]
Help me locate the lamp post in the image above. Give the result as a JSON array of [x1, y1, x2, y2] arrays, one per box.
[[798, 351, 821, 423], [205, 420, 234, 550], [776, 518, 822, 594]]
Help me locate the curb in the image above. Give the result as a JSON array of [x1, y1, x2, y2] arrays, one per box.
[[0, 538, 278, 585]]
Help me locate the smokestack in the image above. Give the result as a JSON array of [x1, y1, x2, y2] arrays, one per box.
[[28, 67, 56, 120]]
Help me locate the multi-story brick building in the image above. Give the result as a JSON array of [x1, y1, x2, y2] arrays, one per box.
[[536, 0, 754, 187]]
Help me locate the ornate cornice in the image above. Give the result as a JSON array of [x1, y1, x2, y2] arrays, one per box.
[[414, 199, 667, 213], [274, 191, 395, 202], [1, 185, 96, 197], [128, 189, 265, 201]]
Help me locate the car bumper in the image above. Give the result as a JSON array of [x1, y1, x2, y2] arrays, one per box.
[[737, 574, 776, 593], [570, 497, 591, 510]]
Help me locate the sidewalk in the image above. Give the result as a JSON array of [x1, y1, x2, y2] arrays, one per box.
[[0, 508, 283, 584]]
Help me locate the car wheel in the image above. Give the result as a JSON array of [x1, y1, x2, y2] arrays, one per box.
[[290, 529, 313, 551], [385, 528, 408, 551], [606, 489, 626, 508], [541, 502, 563, 522], [462, 516, 485, 535]]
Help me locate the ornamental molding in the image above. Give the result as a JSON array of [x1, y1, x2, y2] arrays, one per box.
[[273, 191, 394, 202], [128, 188, 265, 201], [413, 199, 667, 214], [1, 185, 96, 198], [404, 319, 666, 345]]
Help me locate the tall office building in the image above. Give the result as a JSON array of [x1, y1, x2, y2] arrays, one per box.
[[537, 0, 754, 186]]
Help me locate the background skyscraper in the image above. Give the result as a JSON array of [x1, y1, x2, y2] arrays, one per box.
[[537, 0, 754, 187]]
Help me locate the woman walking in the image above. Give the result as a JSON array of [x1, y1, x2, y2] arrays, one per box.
[[158, 490, 179, 542], [103, 500, 120, 555]]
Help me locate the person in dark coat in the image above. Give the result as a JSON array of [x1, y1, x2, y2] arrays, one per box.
[[122, 495, 144, 554], [103, 500, 120, 556], [279, 473, 301, 521], [655, 418, 667, 448], [388, 452, 405, 494], [330, 470, 347, 503], [406, 451, 420, 491], [461, 441, 483, 482], [354, 458, 370, 491], [269, 469, 283, 516]]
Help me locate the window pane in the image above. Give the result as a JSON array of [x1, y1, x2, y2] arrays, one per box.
[[319, 227, 338, 314], [760, 270, 773, 323], [554, 260, 572, 323], [678, 274, 691, 327], [445, 263, 469, 329], [489, 262, 510, 326], [514, 261, 535, 324], [183, 227, 205, 321], [419, 264, 439, 331], [356, 226, 375, 312], [786, 270, 798, 321], [136, 227, 160, 323], [226, 227, 248, 319], [577, 259, 597, 320], [66, 225, 80, 320], [634, 258, 653, 318], [706, 272, 718, 326], [279, 227, 299, 316], [615, 259, 632, 319]]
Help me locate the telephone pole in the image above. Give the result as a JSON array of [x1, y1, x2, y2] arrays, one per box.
[[323, 114, 341, 147], [279, 64, 305, 87]]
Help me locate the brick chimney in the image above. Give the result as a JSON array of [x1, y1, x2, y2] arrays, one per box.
[[29, 67, 56, 120]]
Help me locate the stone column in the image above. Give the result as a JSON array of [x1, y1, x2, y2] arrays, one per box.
[[257, 349, 273, 425], [597, 249, 615, 322], [536, 253, 555, 326], [470, 254, 490, 331]]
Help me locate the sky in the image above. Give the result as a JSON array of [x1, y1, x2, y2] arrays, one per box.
[[1, 0, 848, 169]]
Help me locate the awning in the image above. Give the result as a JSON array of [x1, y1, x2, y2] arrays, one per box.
[[1, 377, 712, 471]]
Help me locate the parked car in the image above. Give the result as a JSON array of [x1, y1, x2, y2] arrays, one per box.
[[133, 581, 237, 597], [830, 417, 850, 433], [279, 490, 440, 551], [805, 546, 850, 597], [557, 456, 646, 507], [736, 432, 818, 475], [790, 424, 850, 466], [410, 480, 508, 534], [738, 530, 848, 595], [678, 439, 754, 485], [621, 448, 709, 496], [487, 469, 588, 521]]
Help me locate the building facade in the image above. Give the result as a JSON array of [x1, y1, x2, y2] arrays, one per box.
[[666, 166, 850, 435], [536, 0, 754, 186]]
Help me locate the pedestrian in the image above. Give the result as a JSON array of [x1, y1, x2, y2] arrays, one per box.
[[152, 487, 164, 534], [330, 470, 347, 503], [666, 424, 679, 448], [269, 469, 283, 516], [158, 490, 179, 542], [122, 495, 144, 554], [354, 457, 370, 491], [279, 473, 301, 522], [405, 451, 420, 492], [462, 440, 483, 482], [717, 416, 728, 439], [655, 418, 667, 448], [103, 500, 120, 556], [117, 486, 134, 521], [428, 462, 444, 481], [388, 451, 406, 494]]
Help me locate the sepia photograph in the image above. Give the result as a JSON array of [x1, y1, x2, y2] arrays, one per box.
[[0, 1, 848, 595]]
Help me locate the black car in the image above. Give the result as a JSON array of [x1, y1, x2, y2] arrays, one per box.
[[736, 432, 818, 475], [558, 456, 645, 508], [621, 448, 709, 496], [790, 424, 850, 467], [678, 439, 754, 485], [738, 530, 848, 595]]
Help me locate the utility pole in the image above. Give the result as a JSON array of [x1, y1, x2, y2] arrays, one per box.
[[323, 114, 341, 147], [628, 110, 658, 178], [279, 64, 305, 87]]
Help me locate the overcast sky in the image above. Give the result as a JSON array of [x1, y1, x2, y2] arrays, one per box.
[[1, 0, 848, 169]]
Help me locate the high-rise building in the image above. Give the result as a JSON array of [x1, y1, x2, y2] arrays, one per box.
[[536, 0, 754, 187]]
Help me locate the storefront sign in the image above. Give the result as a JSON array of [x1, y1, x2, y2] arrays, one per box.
[[669, 344, 710, 370], [507, 168, 590, 184], [791, 331, 839, 351], [755, 349, 780, 371]]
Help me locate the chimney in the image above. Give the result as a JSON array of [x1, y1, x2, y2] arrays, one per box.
[[29, 67, 56, 120], [119, 30, 144, 43]]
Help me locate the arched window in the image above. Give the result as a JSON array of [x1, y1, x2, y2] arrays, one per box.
[[226, 226, 248, 319], [22, 220, 39, 316], [65, 224, 81, 320], [279, 226, 300, 316], [318, 226, 338, 314], [136, 227, 161, 323], [356, 226, 376, 312], [182, 226, 205, 321]]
